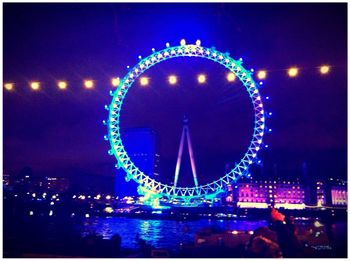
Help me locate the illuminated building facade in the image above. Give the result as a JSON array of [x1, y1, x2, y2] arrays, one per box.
[[315, 178, 347, 207], [235, 182, 269, 209], [330, 179, 347, 206], [316, 181, 326, 207], [230, 178, 306, 209], [227, 177, 347, 209], [273, 181, 305, 209], [331, 187, 347, 206]]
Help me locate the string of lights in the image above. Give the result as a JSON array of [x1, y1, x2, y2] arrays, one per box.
[[3, 65, 331, 92]]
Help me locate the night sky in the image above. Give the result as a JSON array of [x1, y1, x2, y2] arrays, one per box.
[[3, 3, 347, 191]]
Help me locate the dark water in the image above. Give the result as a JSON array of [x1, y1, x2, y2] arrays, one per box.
[[78, 217, 347, 253], [79, 217, 265, 250], [4, 211, 347, 257]]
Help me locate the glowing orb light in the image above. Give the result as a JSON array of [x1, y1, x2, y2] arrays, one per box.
[[4, 83, 14, 91], [257, 70, 267, 80], [168, 75, 177, 85], [57, 81, 67, 90], [288, 67, 299, 77], [30, 82, 40, 91], [111, 77, 120, 87], [140, 77, 149, 86], [197, 74, 206, 84], [320, 65, 330, 74], [227, 72, 236, 82], [84, 80, 94, 89]]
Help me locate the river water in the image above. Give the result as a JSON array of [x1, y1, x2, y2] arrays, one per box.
[[77, 216, 347, 252], [79, 217, 268, 250]]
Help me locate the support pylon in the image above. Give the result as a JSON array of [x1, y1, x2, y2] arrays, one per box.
[[174, 116, 199, 187]]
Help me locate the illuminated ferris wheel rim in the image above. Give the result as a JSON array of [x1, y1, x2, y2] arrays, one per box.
[[107, 41, 266, 200]]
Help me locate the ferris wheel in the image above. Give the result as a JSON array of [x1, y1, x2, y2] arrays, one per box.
[[105, 40, 267, 206]]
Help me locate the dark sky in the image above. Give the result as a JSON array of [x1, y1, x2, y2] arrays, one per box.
[[3, 3, 347, 191]]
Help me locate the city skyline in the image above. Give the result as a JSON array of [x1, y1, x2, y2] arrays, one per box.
[[3, 3, 347, 192]]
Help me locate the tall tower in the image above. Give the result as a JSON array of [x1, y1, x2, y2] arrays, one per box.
[[115, 128, 158, 197], [174, 116, 199, 187]]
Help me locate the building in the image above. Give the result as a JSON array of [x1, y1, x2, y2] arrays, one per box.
[[331, 187, 347, 206], [235, 181, 269, 209], [122, 128, 158, 177], [316, 180, 327, 207], [328, 178, 347, 206], [315, 178, 347, 207], [115, 128, 159, 197], [44, 177, 70, 192], [273, 180, 305, 209], [228, 177, 306, 209], [226, 176, 347, 209]]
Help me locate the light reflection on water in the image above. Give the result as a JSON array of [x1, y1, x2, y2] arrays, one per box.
[[80, 217, 268, 250]]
